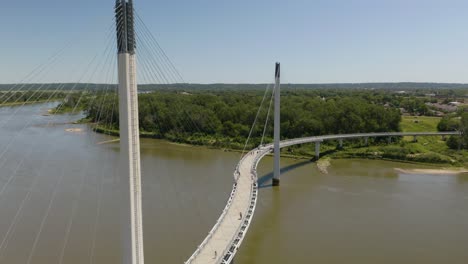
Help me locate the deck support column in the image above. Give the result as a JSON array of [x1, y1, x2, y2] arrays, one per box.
[[458, 136, 462, 151], [387, 137, 392, 144], [315, 141, 321, 159], [413, 135, 418, 142], [273, 63, 281, 187], [364, 137, 369, 146], [338, 139, 343, 149]]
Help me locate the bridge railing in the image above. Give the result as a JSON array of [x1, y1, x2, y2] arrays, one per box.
[[185, 182, 238, 263], [220, 148, 269, 264], [185, 151, 253, 263], [220, 178, 258, 264], [279, 131, 460, 148]]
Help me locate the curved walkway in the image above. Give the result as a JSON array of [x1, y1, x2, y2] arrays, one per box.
[[280, 131, 459, 148], [185, 131, 459, 264], [185, 146, 269, 264]]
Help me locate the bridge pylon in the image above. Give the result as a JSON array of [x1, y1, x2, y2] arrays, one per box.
[[115, 0, 145, 263], [273, 62, 281, 186]]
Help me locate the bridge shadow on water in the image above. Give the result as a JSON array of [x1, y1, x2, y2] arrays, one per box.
[[257, 160, 312, 189]]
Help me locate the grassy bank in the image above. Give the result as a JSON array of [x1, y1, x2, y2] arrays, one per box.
[[400, 115, 440, 132], [269, 115, 467, 166], [321, 116, 467, 166], [93, 125, 250, 150]]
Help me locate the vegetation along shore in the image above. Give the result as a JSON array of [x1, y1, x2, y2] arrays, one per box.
[[3, 84, 468, 166]]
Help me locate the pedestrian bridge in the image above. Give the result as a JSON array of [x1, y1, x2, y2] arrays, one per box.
[[185, 131, 459, 264]]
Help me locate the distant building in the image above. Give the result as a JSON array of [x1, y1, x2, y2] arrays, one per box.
[[425, 102, 457, 112]]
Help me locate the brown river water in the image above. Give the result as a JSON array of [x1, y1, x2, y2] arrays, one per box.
[[0, 103, 467, 264]]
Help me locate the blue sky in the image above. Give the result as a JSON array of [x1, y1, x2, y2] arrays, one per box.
[[2, 0, 468, 84]]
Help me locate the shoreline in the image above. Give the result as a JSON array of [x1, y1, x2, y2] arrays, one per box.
[[60, 118, 468, 175], [90, 125, 466, 167], [90, 124, 318, 159], [0, 100, 55, 107], [92, 130, 468, 173], [395, 168, 468, 175]]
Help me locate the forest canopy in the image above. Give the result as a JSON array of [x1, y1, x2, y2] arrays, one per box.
[[75, 90, 402, 148]]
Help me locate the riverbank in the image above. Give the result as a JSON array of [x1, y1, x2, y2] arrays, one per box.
[[92, 125, 249, 149], [92, 129, 468, 174], [327, 144, 457, 164], [49, 90, 466, 166], [72, 115, 468, 175], [92, 123, 468, 173], [90, 123, 468, 169], [0, 100, 52, 107], [395, 168, 468, 175], [55, 105, 461, 167]]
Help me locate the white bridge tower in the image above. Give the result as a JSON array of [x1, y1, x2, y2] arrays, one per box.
[[273, 62, 281, 186], [115, 0, 144, 263]]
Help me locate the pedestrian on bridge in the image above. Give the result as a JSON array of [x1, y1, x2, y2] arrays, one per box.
[[239, 212, 243, 220]]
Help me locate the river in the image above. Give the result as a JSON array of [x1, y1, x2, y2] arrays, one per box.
[[0, 103, 467, 263]]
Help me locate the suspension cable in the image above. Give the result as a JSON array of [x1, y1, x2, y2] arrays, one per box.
[[240, 83, 272, 158]]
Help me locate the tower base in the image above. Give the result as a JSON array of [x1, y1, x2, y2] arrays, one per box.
[[272, 178, 280, 186]]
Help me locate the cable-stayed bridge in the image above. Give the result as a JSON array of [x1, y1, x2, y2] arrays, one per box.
[[184, 131, 458, 264], [0, 1, 463, 264]]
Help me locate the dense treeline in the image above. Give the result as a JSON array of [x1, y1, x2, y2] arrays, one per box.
[[75, 90, 401, 148], [0, 90, 68, 105], [437, 110, 468, 150]]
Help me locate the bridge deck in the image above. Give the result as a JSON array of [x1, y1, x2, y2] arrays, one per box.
[[280, 131, 459, 148], [186, 150, 261, 264]]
